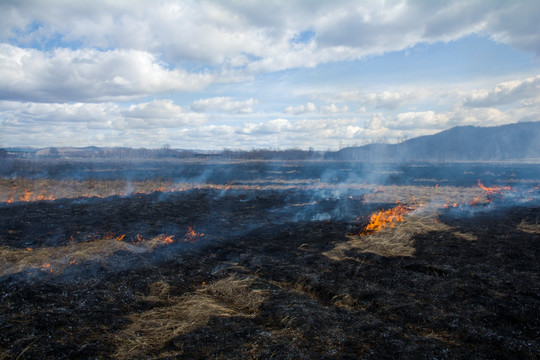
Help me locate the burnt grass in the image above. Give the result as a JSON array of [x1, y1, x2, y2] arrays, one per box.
[[0, 189, 539, 359]]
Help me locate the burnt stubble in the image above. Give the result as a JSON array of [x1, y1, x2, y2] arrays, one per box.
[[0, 160, 539, 359]]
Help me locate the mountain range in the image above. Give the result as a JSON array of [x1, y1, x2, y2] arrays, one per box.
[[330, 121, 540, 161]]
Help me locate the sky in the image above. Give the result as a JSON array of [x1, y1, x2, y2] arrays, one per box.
[[1, 0, 540, 150]]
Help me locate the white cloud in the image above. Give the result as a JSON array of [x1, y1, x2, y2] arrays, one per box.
[[1, 1, 540, 150], [332, 90, 420, 110], [2, 0, 539, 76], [463, 75, 540, 108], [237, 119, 293, 135], [0, 99, 207, 134], [121, 99, 208, 128], [362, 91, 418, 110], [386, 111, 450, 130], [485, 1, 540, 55], [320, 103, 348, 114], [284, 102, 316, 114], [0, 101, 117, 126], [191, 97, 257, 113], [0, 44, 213, 102]]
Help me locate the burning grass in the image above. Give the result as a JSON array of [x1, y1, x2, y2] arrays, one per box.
[[0, 177, 372, 203], [359, 203, 409, 235], [1, 164, 539, 359], [114, 275, 267, 359], [0, 178, 177, 203], [0, 229, 203, 277], [325, 199, 477, 260]]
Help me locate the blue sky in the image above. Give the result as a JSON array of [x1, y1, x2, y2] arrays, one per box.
[[1, 0, 540, 150]]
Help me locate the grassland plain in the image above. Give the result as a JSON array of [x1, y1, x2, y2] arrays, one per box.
[[0, 160, 539, 359]]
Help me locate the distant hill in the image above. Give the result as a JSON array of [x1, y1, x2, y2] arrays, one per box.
[[329, 121, 540, 161], [6, 121, 540, 161], [35, 146, 104, 157]]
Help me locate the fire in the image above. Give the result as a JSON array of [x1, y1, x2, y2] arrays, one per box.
[[1, 228, 207, 278], [160, 235, 174, 244], [114, 229, 203, 248], [0, 179, 376, 204], [360, 204, 409, 236], [477, 180, 511, 202], [184, 226, 204, 243], [41, 263, 53, 272], [22, 190, 33, 202], [442, 202, 459, 209]]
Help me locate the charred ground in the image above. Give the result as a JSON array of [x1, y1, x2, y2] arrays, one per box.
[[0, 160, 539, 359]]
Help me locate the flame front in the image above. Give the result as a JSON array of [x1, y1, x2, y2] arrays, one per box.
[[184, 227, 204, 243], [477, 180, 511, 202], [41, 263, 53, 272], [360, 204, 409, 236]]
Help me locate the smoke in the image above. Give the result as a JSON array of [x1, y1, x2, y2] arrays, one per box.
[[1, 156, 540, 285]]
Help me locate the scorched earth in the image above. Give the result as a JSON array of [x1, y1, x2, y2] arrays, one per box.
[[0, 160, 539, 359]]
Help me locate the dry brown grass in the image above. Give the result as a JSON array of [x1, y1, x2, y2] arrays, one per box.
[[362, 184, 487, 206], [323, 185, 484, 260], [269, 278, 317, 299], [0, 235, 177, 277], [0, 177, 373, 202], [517, 220, 540, 234], [0, 178, 176, 202], [324, 203, 477, 260], [113, 275, 267, 359]]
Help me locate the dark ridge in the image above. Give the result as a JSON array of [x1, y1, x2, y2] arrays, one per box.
[[329, 121, 540, 161]]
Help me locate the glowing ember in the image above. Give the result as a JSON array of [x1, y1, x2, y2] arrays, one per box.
[[160, 235, 174, 244], [184, 227, 204, 243], [41, 263, 53, 272], [443, 202, 459, 209], [360, 204, 409, 236]]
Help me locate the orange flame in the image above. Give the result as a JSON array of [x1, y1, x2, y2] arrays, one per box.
[[477, 180, 511, 202], [184, 226, 204, 243], [21, 190, 33, 202], [41, 263, 53, 272], [360, 204, 409, 236], [161, 235, 174, 244]]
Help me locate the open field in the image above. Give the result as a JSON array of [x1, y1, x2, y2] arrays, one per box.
[[0, 160, 539, 359]]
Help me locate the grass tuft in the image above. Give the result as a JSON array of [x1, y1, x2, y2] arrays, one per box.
[[113, 275, 267, 359]]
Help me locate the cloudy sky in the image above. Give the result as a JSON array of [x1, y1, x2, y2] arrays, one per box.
[[1, 0, 540, 150]]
